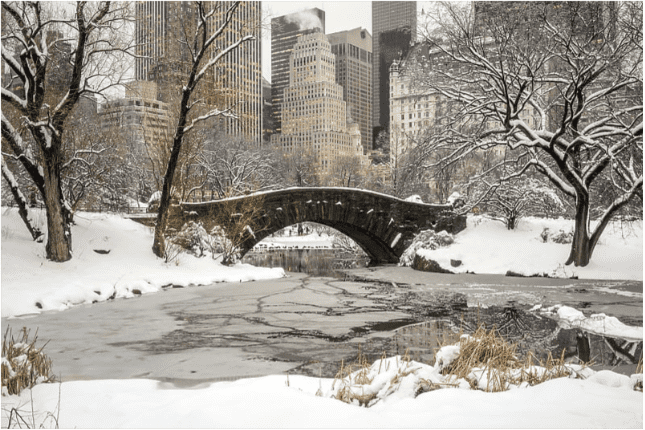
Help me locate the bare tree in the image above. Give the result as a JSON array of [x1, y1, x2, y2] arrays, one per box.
[[152, 1, 255, 258], [471, 176, 564, 230], [413, 1, 642, 266], [1, 1, 133, 261], [1, 157, 42, 240], [278, 146, 319, 188], [320, 153, 365, 188], [199, 137, 284, 199]]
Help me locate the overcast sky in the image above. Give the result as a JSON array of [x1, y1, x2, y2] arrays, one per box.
[[261, 1, 432, 82]]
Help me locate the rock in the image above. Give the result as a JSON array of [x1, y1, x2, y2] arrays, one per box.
[[505, 270, 525, 277], [93, 249, 110, 254], [412, 255, 453, 274], [450, 259, 462, 267], [132, 289, 142, 295]]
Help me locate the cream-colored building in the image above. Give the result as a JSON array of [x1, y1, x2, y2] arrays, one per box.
[[389, 42, 538, 199], [271, 31, 367, 174], [98, 81, 171, 158]]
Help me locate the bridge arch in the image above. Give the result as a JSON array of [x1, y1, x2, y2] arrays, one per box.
[[179, 187, 466, 265]]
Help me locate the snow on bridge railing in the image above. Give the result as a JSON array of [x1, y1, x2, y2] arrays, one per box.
[[180, 187, 456, 209]]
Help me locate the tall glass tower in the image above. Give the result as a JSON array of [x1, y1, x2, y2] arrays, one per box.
[[134, 1, 263, 143], [371, 1, 416, 140]]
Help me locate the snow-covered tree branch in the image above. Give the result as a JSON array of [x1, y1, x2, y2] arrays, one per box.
[[152, 1, 257, 258], [412, 1, 642, 266], [1, 1, 135, 262]]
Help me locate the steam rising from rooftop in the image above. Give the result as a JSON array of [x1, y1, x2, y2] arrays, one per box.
[[284, 9, 324, 31]]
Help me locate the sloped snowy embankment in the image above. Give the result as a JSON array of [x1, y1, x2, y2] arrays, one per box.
[[414, 216, 643, 280], [1, 208, 285, 318]]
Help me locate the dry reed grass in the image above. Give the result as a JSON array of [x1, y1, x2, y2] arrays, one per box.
[[440, 325, 577, 392], [635, 355, 643, 392], [1, 327, 56, 396], [331, 347, 378, 406]]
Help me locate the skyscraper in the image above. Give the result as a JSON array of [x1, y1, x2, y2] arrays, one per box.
[[328, 28, 373, 154], [271, 31, 366, 174], [270, 8, 325, 134], [134, 1, 263, 143], [371, 1, 416, 142]]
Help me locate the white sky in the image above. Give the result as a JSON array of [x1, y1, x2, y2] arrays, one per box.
[[260, 1, 433, 82]]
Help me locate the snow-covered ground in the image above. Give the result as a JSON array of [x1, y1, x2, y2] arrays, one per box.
[[1, 208, 285, 318], [415, 216, 643, 281], [1, 208, 642, 428], [2, 354, 642, 428]]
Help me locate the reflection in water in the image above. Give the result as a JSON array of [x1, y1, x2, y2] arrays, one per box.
[[391, 307, 643, 374], [242, 248, 368, 276], [245, 249, 642, 376]]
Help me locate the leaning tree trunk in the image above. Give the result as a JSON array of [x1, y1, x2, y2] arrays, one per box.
[[1, 159, 42, 241], [41, 145, 72, 262], [152, 111, 188, 258]]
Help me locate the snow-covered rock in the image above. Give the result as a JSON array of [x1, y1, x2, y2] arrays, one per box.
[[405, 195, 423, 203]]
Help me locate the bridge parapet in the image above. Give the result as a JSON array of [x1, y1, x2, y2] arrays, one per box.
[[178, 187, 466, 265]]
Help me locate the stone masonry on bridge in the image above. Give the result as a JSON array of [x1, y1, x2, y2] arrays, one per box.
[[174, 187, 466, 265]]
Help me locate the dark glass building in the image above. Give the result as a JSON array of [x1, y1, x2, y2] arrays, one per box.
[[371, 1, 416, 140]]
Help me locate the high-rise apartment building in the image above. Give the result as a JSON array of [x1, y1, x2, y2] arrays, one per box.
[[372, 1, 416, 141], [271, 32, 366, 174], [328, 28, 373, 154], [270, 8, 325, 134], [135, 1, 263, 143]]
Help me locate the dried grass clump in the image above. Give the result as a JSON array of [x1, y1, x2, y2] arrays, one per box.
[[1, 327, 56, 396], [332, 349, 377, 407], [635, 355, 643, 392], [440, 325, 574, 392]]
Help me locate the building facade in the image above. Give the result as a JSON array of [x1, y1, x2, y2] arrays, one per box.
[[327, 28, 373, 154], [135, 1, 263, 143], [98, 81, 171, 159], [270, 8, 326, 135], [371, 1, 416, 140], [271, 32, 367, 174]]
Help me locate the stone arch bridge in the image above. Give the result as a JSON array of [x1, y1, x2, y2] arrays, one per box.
[[160, 187, 466, 265]]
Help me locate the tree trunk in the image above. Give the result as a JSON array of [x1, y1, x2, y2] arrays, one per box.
[[42, 148, 72, 262], [152, 119, 187, 258], [1, 159, 42, 241], [565, 194, 593, 267]]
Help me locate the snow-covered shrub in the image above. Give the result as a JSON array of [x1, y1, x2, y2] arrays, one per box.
[[550, 229, 574, 244], [399, 230, 454, 266], [539, 228, 574, 244], [163, 241, 183, 264], [1, 327, 55, 396], [170, 221, 210, 257]]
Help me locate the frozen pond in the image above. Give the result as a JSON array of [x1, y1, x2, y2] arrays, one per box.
[[3, 267, 641, 386]]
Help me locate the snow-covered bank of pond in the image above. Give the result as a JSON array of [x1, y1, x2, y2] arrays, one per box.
[[410, 216, 643, 281], [2, 355, 642, 428], [1, 208, 284, 318]]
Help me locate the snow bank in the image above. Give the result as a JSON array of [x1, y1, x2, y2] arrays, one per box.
[[1, 356, 641, 428], [534, 304, 643, 341], [415, 216, 643, 280], [1, 208, 284, 318]]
